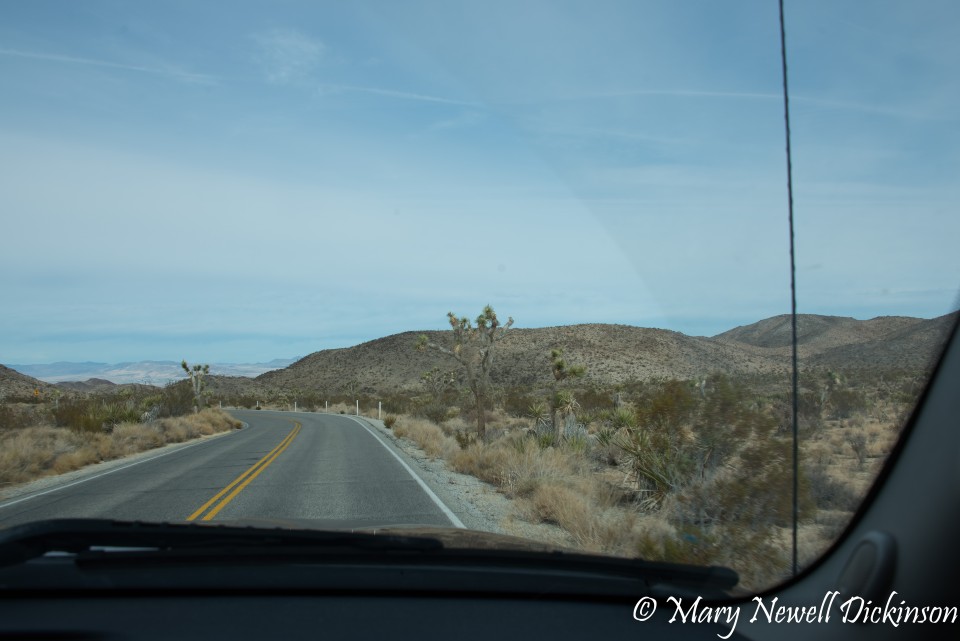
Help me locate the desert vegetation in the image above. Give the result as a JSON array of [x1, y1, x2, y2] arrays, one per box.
[[0, 376, 241, 490], [371, 309, 943, 591]]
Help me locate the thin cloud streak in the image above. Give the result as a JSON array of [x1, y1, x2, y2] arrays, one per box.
[[0, 48, 214, 84], [317, 83, 480, 107], [600, 89, 780, 101]]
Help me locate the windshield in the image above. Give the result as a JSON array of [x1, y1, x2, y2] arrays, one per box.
[[1, 0, 957, 593]]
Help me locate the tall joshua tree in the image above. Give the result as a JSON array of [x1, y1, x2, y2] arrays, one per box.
[[417, 305, 513, 439]]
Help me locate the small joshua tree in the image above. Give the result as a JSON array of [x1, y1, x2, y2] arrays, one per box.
[[181, 360, 210, 413], [549, 348, 585, 439]]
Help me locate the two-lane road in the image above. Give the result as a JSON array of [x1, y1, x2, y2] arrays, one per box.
[[0, 411, 462, 529]]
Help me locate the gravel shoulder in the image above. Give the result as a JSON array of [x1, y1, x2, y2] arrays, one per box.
[[354, 415, 572, 546]]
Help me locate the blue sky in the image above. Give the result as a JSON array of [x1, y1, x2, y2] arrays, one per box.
[[1, 1, 958, 364]]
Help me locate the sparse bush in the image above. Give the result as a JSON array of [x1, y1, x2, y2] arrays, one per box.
[[417, 401, 453, 425], [455, 430, 478, 450], [844, 429, 869, 469], [829, 388, 867, 420], [805, 461, 862, 512], [383, 414, 398, 429], [392, 417, 457, 459]]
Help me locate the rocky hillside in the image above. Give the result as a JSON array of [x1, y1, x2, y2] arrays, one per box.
[[0, 365, 50, 398], [255, 313, 957, 394], [257, 324, 766, 394]]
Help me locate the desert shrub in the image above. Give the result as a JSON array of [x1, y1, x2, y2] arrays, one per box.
[[844, 429, 869, 468], [383, 414, 398, 429], [417, 401, 453, 425], [576, 386, 616, 413], [829, 388, 867, 420], [158, 380, 195, 417], [805, 461, 862, 512], [392, 418, 458, 459], [615, 423, 697, 509], [590, 427, 621, 465], [455, 438, 582, 499], [671, 438, 814, 530], [379, 392, 414, 415], [503, 388, 537, 418], [0, 403, 45, 431], [638, 379, 697, 431], [455, 430, 478, 450], [54, 397, 141, 433]]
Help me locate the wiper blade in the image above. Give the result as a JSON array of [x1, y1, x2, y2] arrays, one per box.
[[0, 518, 443, 567]]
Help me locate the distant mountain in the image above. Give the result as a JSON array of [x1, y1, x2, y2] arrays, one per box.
[[715, 312, 957, 371], [6, 359, 298, 385], [255, 314, 956, 395]]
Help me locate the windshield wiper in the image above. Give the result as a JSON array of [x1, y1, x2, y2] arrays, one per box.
[[0, 518, 443, 567]]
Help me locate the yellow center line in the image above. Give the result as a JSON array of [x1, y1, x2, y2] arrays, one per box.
[[186, 421, 302, 522]]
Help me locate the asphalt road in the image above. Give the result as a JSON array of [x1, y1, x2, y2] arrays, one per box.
[[0, 410, 462, 529]]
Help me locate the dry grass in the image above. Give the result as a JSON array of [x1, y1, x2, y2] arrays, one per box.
[[0, 409, 240, 489], [392, 417, 458, 460], [376, 377, 917, 592]]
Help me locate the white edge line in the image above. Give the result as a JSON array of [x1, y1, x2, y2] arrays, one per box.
[[0, 425, 245, 511], [344, 416, 466, 529]]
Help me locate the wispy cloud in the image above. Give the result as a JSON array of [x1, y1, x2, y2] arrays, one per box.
[[316, 83, 479, 107], [0, 48, 213, 84], [428, 110, 486, 131], [253, 29, 325, 84], [598, 89, 780, 101]]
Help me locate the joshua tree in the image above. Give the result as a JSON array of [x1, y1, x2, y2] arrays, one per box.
[[181, 360, 210, 412], [420, 367, 458, 401], [417, 305, 513, 439], [549, 348, 585, 439]]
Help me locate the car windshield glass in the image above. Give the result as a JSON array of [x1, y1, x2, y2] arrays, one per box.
[[0, 0, 957, 593]]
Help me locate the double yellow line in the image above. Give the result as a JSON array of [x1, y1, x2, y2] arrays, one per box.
[[187, 421, 302, 522]]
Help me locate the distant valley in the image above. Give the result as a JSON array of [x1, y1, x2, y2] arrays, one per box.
[[6, 359, 297, 386]]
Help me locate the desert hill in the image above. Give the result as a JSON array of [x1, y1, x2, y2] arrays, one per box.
[[716, 312, 956, 371], [255, 313, 957, 395], [0, 365, 50, 399]]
